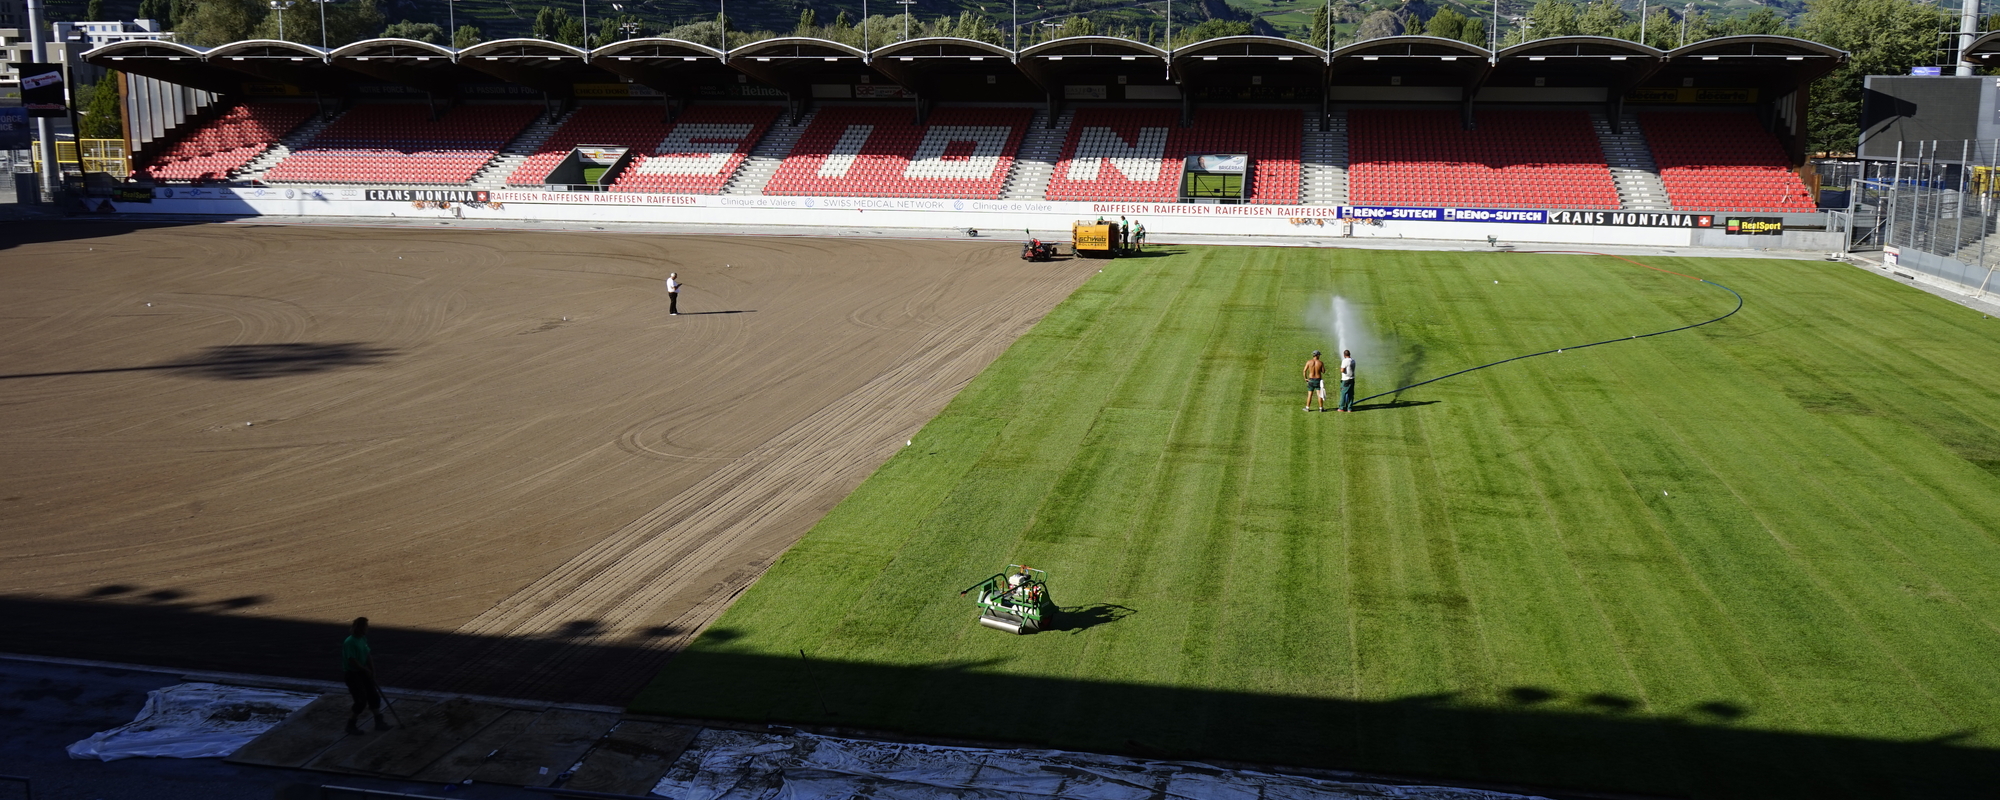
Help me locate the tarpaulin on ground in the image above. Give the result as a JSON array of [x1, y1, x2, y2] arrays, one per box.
[[653, 729, 1549, 800], [67, 682, 317, 761]]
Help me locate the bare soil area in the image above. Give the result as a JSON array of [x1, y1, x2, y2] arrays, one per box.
[[0, 221, 1090, 704]]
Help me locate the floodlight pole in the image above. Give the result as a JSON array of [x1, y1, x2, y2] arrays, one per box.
[[270, 0, 294, 41], [1681, 3, 1691, 47], [1012, 0, 1017, 51], [582, 0, 588, 50], [448, 0, 454, 47], [1958, 0, 1977, 76], [25, 0, 55, 199], [317, 0, 327, 49], [898, 0, 914, 41], [1491, 0, 1499, 50], [1639, 0, 1646, 45]]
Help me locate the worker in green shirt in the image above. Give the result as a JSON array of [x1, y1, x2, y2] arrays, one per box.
[[342, 617, 390, 734]]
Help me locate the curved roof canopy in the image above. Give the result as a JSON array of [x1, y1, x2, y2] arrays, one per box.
[[1328, 36, 1491, 98], [590, 38, 730, 96], [1650, 35, 1847, 94], [868, 37, 1036, 100], [1491, 36, 1661, 94], [726, 37, 871, 94], [1017, 36, 1169, 96], [326, 38, 486, 93], [85, 39, 237, 92], [203, 40, 346, 92], [1966, 30, 2000, 68], [455, 38, 610, 94], [1171, 35, 1324, 89]]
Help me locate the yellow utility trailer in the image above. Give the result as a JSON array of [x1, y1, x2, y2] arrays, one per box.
[[1072, 222, 1117, 258]]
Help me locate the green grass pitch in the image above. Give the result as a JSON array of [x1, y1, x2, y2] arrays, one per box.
[[633, 246, 2000, 799]]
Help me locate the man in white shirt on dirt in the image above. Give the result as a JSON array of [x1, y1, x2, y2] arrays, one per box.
[[665, 272, 686, 316]]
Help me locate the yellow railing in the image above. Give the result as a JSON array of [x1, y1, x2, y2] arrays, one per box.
[[31, 139, 131, 176]]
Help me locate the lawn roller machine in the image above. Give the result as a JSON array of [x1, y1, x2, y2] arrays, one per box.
[[959, 565, 1052, 634]]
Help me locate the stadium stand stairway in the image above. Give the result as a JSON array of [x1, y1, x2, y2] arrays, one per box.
[[1590, 112, 1671, 211], [471, 108, 573, 189], [1001, 109, 1074, 201], [234, 112, 336, 183], [722, 109, 816, 195], [1952, 229, 2000, 271], [1300, 111, 1347, 205]]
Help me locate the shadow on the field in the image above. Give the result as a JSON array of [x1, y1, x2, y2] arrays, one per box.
[[6, 593, 2000, 799], [0, 217, 227, 251], [676, 310, 756, 316], [0, 342, 396, 382], [1351, 399, 1439, 413], [1044, 603, 1136, 634], [1114, 248, 1181, 259]]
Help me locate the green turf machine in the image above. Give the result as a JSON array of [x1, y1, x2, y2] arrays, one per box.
[[959, 566, 1052, 634]]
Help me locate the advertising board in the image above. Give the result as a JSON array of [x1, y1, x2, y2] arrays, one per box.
[[1724, 216, 1783, 235], [1547, 210, 1713, 228], [20, 63, 69, 118]]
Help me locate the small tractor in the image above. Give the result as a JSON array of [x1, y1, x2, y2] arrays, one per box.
[[1021, 238, 1057, 261], [959, 565, 1053, 634]]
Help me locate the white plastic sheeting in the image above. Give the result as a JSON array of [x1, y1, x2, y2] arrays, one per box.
[[653, 729, 1550, 800], [67, 682, 317, 761]]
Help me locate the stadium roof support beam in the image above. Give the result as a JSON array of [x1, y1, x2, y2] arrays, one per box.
[[201, 40, 349, 94], [867, 38, 1035, 120], [1492, 37, 1662, 133], [1328, 36, 1490, 129], [589, 38, 731, 103], [83, 40, 240, 95], [1016, 37, 1172, 126]]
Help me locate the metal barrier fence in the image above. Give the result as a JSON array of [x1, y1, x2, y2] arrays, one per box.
[[1851, 139, 2000, 298], [29, 139, 130, 176]]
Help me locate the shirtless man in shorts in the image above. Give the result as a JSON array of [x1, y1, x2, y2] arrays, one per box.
[[1303, 350, 1327, 412]]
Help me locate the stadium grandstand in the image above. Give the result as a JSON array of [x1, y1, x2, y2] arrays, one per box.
[[89, 32, 1842, 214]]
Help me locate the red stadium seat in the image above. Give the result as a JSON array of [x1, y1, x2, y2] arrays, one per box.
[[262, 105, 540, 186], [1640, 113, 1818, 212], [761, 107, 1033, 199], [503, 105, 781, 195], [1043, 109, 1301, 204], [137, 103, 317, 182], [1345, 110, 1620, 210]]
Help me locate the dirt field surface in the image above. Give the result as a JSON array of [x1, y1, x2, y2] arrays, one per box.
[[0, 220, 1091, 704]]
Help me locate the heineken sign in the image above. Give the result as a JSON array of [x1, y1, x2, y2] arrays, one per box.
[[1547, 210, 1715, 228]]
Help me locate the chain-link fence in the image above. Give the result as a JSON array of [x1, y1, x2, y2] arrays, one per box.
[[1852, 139, 2000, 297]]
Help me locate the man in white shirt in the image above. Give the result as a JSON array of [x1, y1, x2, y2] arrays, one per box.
[[1338, 350, 1356, 412], [665, 272, 685, 316]]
